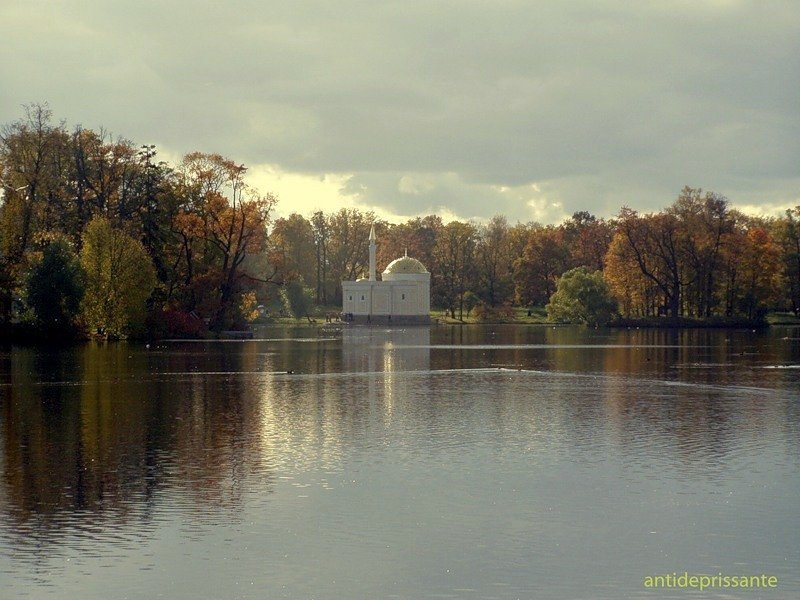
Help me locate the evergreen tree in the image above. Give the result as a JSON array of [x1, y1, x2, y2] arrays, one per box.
[[26, 239, 85, 333]]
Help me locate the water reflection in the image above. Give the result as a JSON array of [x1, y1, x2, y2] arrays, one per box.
[[426, 324, 800, 389], [342, 326, 430, 373], [0, 325, 798, 598], [1, 345, 272, 544]]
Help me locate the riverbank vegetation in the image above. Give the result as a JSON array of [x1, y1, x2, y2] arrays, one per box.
[[1, 104, 799, 339]]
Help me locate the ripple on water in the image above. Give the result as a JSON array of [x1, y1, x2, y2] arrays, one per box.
[[1, 332, 799, 599]]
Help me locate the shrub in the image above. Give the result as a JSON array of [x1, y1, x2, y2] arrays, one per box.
[[473, 303, 516, 322]]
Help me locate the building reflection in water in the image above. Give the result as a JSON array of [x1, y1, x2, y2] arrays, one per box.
[[341, 327, 431, 373], [340, 325, 432, 430]]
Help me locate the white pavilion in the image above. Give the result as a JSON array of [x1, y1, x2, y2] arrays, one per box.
[[341, 225, 431, 324]]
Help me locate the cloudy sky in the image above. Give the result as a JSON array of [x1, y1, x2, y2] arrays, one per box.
[[2, 0, 798, 223]]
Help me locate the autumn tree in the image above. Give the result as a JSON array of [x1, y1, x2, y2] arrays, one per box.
[[80, 217, 156, 338], [376, 216, 442, 307], [722, 223, 780, 320], [777, 207, 800, 315], [507, 222, 536, 258], [475, 215, 513, 307], [269, 213, 316, 286], [433, 220, 478, 319], [615, 208, 686, 317], [666, 188, 733, 317], [609, 195, 782, 321], [604, 231, 659, 317], [561, 211, 615, 271], [0, 103, 71, 321], [324, 208, 377, 305], [67, 127, 141, 229], [513, 226, 569, 307], [0, 105, 186, 329], [310, 210, 329, 304], [174, 152, 277, 330], [376, 215, 442, 274], [3, 104, 791, 334]]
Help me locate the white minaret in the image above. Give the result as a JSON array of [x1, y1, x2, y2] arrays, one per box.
[[368, 224, 377, 281]]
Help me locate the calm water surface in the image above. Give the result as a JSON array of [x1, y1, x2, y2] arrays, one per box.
[[1, 325, 799, 599]]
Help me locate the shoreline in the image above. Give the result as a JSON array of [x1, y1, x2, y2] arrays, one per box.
[[3, 315, 798, 347]]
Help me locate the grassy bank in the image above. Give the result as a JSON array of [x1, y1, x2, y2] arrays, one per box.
[[7, 308, 797, 345], [766, 312, 800, 326], [608, 316, 770, 329], [430, 306, 550, 325], [258, 306, 799, 329]]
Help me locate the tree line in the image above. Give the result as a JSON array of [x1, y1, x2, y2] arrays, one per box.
[[2, 104, 799, 338], [275, 192, 800, 323]]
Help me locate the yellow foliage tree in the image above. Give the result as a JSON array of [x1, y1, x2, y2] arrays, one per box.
[[80, 216, 156, 338], [604, 231, 656, 317]]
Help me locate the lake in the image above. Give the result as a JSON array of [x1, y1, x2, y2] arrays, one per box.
[[1, 325, 799, 599]]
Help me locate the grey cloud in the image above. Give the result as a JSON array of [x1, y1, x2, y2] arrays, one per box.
[[1, 0, 798, 221]]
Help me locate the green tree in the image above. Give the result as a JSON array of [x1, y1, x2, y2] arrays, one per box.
[[281, 279, 314, 321], [80, 217, 156, 338], [546, 267, 618, 326], [25, 239, 85, 333]]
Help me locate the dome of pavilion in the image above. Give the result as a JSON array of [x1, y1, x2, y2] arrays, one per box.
[[383, 254, 428, 275]]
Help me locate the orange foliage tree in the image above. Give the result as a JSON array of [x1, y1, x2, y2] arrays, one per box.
[[173, 153, 276, 330], [513, 226, 569, 307], [604, 231, 658, 317]]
